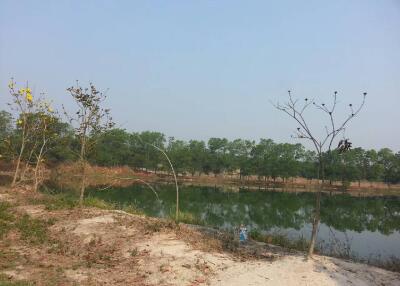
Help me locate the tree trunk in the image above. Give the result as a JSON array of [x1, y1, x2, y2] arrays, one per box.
[[33, 160, 40, 192], [33, 137, 47, 192], [11, 141, 25, 187], [33, 162, 41, 192], [79, 159, 86, 206], [79, 134, 87, 206], [307, 155, 324, 258], [307, 191, 321, 258]]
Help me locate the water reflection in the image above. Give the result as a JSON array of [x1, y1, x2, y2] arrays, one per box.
[[86, 185, 400, 260]]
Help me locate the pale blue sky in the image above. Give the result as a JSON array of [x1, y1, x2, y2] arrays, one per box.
[[1, 0, 399, 150]]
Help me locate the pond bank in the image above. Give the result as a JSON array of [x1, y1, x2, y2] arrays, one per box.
[[1, 186, 399, 285], [85, 184, 400, 266], [46, 163, 400, 197]]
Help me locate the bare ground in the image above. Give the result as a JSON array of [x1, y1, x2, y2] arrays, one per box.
[[0, 187, 399, 286]]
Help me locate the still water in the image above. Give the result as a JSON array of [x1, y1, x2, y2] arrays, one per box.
[[86, 184, 400, 262]]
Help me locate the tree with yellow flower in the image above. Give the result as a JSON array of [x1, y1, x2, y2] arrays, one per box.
[[7, 78, 36, 187], [6, 78, 59, 191]]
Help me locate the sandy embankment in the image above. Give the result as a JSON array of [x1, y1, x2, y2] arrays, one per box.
[[0, 188, 399, 285]]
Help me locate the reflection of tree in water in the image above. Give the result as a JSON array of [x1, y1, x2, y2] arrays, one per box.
[[86, 185, 400, 235], [321, 195, 400, 235]]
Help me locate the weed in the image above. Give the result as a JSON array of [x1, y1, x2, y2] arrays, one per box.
[[129, 247, 139, 257]]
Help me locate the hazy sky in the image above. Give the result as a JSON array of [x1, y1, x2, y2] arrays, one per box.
[[1, 0, 399, 151]]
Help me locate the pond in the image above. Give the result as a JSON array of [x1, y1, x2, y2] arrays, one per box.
[[86, 184, 400, 263]]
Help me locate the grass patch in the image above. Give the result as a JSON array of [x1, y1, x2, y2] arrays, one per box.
[[0, 250, 21, 270], [0, 202, 14, 221], [0, 201, 53, 245], [32, 189, 117, 211], [0, 202, 15, 239], [37, 185, 147, 215], [83, 197, 115, 209], [29, 192, 77, 211], [174, 211, 204, 225], [0, 274, 33, 286], [249, 229, 309, 252], [163, 209, 205, 225], [15, 214, 54, 245], [121, 204, 143, 215]]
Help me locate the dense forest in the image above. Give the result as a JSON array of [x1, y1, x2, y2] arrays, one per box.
[[1, 109, 399, 184]]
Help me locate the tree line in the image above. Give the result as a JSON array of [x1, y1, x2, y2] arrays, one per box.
[[1, 80, 399, 190], [1, 114, 399, 185]]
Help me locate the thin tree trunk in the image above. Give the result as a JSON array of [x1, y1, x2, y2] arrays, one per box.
[[33, 159, 40, 192], [150, 145, 179, 221], [308, 191, 321, 257], [11, 141, 25, 187], [307, 155, 324, 258], [79, 134, 86, 206], [33, 137, 47, 192], [20, 144, 37, 182], [79, 159, 86, 206]]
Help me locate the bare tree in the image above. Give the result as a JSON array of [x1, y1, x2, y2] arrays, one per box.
[[273, 90, 366, 258], [65, 81, 114, 206]]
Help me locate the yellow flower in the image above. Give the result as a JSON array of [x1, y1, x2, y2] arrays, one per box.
[[47, 107, 54, 113], [26, 88, 31, 93], [26, 93, 33, 102], [8, 81, 14, 89], [18, 88, 25, 94], [17, 119, 23, 125]]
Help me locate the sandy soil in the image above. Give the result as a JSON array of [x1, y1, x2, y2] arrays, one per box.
[[0, 188, 399, 285], [132, 232, 399, 286]]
